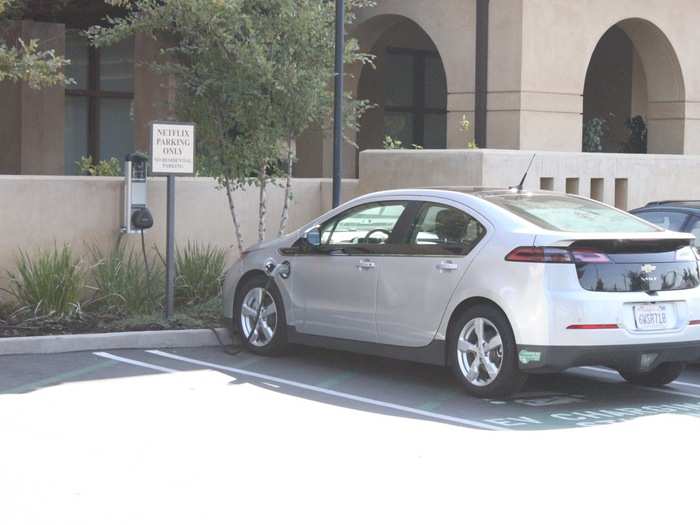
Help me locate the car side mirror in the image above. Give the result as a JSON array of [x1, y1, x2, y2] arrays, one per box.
[[303, 226, 322, 247]]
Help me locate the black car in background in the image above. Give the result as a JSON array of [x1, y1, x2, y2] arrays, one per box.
[[630, 201, 700, 246]]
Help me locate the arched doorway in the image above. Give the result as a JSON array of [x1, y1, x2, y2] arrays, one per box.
[[582, 19, 685, 154], [356, 17, 448, 152]]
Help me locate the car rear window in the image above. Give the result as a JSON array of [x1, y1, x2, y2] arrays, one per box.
[[485, 193, 661, 233]]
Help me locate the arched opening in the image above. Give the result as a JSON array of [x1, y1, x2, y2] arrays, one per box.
[[356, 16, 448, 152], [582, 19, 685, 154]]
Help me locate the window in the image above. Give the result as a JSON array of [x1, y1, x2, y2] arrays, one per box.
[[65, 31, 134, 174], [321, 202, 408, 246], [635, 210, 688, 232], [384, 48, 447, 148], [485, 193, 660, 233], [407, 204, 485, 255]]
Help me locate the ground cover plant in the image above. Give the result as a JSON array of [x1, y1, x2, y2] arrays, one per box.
[[0, 241, 227, 337]]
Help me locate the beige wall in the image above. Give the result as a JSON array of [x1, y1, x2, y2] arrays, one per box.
[[0, 176, 358, 294], [0, 21, 66, 175], [500, 0, 699, 154], [295, 0, 477, 180], [359, 148, 700, 211], [133, 32, 175, 153]]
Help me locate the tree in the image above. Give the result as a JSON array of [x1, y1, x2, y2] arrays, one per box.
[[0, 0, 71, 88], [90, 0, 373, 252]]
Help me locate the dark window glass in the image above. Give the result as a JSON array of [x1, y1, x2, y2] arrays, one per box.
[[686, 217, 700, 247], [635, 210, 688, 232], [64, 30, 134, 174], [383, 48, 447, 149], [407, 204, 485, 255]]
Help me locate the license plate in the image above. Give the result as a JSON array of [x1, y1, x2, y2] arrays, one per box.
[[633, 303, 674, 331]]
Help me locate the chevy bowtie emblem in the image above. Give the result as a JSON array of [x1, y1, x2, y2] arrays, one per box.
[[641, 264, 657, 274]]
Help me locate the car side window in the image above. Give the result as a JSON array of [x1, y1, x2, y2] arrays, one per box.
[[407, 203, 485, 255], [635, 210, 688, 231], [320, 202, 408, 247]]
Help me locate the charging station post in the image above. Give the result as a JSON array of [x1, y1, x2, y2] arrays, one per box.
[[149, 121, 196, 320]]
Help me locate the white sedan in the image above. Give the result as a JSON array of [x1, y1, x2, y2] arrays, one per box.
[[223, 188, 700, 397]]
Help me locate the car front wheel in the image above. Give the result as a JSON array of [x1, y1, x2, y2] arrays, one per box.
[[234, 275, 288, 355], [448, 304, 527, 398]]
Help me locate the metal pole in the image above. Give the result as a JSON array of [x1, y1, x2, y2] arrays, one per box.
[[332, 0, 345, 208], [165, 174, 176, 319]]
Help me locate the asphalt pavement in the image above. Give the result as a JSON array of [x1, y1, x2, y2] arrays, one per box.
[[1, 343, 699, 523]]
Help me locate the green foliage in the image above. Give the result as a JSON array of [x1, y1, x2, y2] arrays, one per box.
[[0, 0, 72, 88], [75, 156, 122, 177], [89, 243, 164, 315], [459, 115, 478, 149], [382, 136, 423, 150], [4, 245, 85, 317], [583, 117, 608, 153], [89, 0, 374, 247], [622, 115, 648, 154], [175, 242, 226, 306]]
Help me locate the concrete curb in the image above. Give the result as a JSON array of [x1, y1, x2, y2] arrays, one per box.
[[0, 328, 234, 356]]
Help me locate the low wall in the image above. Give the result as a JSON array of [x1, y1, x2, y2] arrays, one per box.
[[359, 149, 700, 210], [0, 175, 359, 293]]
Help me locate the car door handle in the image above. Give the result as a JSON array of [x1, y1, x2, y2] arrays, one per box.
[[356, 259, 376, 270], [436, 260, 459, 272]]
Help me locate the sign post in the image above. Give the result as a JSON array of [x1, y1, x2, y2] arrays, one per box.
[[149, 121, 196, 319]]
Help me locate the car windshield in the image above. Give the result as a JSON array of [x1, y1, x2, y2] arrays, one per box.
[[484, 193, 661, 233]]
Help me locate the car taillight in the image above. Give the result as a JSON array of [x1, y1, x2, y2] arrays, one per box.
[[570, 249, 611, 264], [505, 247, 573, 263]]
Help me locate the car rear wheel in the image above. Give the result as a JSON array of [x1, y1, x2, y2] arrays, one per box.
[[448, 304, 527, 398], [234, 275, 288, 355], [619, 362, 685, 387]]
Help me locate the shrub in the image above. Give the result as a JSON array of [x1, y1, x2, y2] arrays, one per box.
[[75, 156, 121, 177], [90, 244, 164, 315], [583, 117, 608, 152], [175, 242, 226, 305], [5, 245, 85, 317]]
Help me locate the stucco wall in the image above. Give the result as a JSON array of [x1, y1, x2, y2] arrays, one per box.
[[359, 149, 700, 211], [0, 176, 358, 293]]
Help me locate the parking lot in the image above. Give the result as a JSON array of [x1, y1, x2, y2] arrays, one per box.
[[2, 343, 700, 523]]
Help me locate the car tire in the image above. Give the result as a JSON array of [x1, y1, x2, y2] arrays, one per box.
[[619, 362, 685, 387], [447, 303, 527, 398], [234, 274, 288, 356]]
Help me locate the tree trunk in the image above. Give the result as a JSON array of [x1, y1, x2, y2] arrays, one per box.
[[224, 180, 245, 254], [258, 166, 267, 242], [278, 133, 294, 236]]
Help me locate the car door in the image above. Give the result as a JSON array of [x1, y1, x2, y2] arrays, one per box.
[[292, 200, 410, 342], [375, 200, 487, 347]]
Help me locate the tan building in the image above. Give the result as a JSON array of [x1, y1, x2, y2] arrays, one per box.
[[2, 1, 700, 178]]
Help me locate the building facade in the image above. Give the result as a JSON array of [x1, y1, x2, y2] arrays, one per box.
[[2, 0, 700, 178]]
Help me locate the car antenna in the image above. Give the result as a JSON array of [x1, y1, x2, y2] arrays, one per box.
[[510, 153, 537, 191]]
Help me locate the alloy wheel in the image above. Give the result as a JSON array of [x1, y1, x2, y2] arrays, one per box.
[[240, 287, 278, 347], [456, 317, 504, 387]]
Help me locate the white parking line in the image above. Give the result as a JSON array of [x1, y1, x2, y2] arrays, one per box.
[[93, 352, 178, 373], [147, 350, 504, 431]]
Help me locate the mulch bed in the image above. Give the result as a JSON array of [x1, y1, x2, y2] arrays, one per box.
[[0, 311, 225, 338]]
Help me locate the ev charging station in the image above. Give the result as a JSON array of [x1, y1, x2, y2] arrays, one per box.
[[122, 152, 154, 234]]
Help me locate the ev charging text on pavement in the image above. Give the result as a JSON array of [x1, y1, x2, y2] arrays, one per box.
[[485, 401, 700, 428]]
